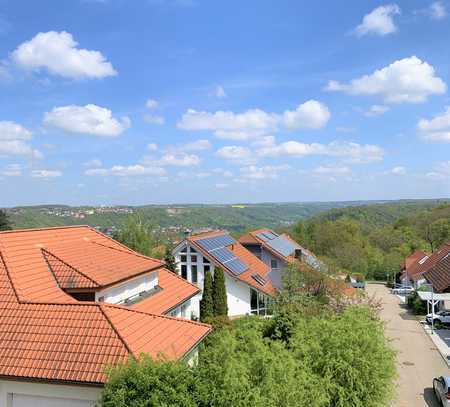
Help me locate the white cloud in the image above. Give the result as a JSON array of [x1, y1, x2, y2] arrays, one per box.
[[0, 121, 42, 158], [429, 1, 447, 19], [240, 164, 289, 180], [425, 161, 450, 179], [31, 169, 62, 178], [326, 56, 446, 104], [390, 166, 406, 175], [216, 146, 256, 165], [178, 100, 330, 140], [355, 4, 400, 37], [143, 114, 165, 125], [1, 164, 22, 177], [146, 99, 159, 110], [365, 105, 390, 117], [313, 165, 351, 176], [85, 164, 166, 177], [43, 104, 130, 137], [0, 121, 32, 140], [195, 172, 211, 178], [147, 143, 158, 151], [215, 183, 229, 189], [11, 31, 116, 79], [182, 139, 211, 151], [257, 140, 384, 164], [215, 85, 227, 99], [418, 107, 450, 142], [213, 168, 233, 177], [157, 152, 200, 166], [83, 158, 102, 168]]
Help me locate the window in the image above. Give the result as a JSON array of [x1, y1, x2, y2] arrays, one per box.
[[180, 255, 187, 263], [181, 265, 187, 280], [250, 288, 272, 316], [192, 265, 198, 283], [204, 264, 210, 273], [191, 255, 197, 263], [190, 247, 197, 253], [181, 246, 187, 253], [203, 257, 210, 264], [270, 259, 278, 270]]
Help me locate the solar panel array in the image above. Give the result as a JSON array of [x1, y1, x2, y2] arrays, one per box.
[[256, 231, 279, 242], [196, 235, 248, 276], [265, 236, 298, 257]]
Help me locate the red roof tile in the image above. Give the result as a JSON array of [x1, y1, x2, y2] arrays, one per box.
[[131, 269, 200, 315], [0, 227, 211, 385], [408, 245, 450, 282], [424, 254, 450, 293]]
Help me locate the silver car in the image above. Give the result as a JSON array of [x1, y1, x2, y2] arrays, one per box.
[[433, 376, 450, 406]]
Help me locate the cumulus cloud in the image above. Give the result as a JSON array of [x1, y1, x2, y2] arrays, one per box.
[[326, 56, 446, 104], [216, 146, 256, 165], [43, 104, 130, 137], [355, 4, 400, 37], [1, 164, 22, 177], [177, 100, 330, 140], [85, 164, 166, 177], [0, 121, 42, 158], [11, 31, 116, 79], [418, 107, 450, 142], [240, 165, 289, 180], [31, 169, 62, 178], [429, 1, 447, 19], [365, 105, 390, 117], [390, 166, 406, 175], [146, 99, 159, 109], [147, 143, 158, 151], [313, 165, 352, 176], [182, 139, 211, 151], [144, 98, 165, 125], [157, 152, 200, 166], [257, 139, 384, 164], [215, 85, 227, 99], [83, 158, 102, 168]]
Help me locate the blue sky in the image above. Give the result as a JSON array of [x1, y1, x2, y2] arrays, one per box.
[[1, 0, 450, 206]]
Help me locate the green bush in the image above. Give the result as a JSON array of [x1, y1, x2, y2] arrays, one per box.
[[407, 291, 427, 314]]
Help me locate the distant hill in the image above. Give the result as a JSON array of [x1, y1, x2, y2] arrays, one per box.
[[5, 199, 449, 236]]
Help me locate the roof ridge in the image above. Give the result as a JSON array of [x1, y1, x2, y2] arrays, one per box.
[[0, 225, 90, 234], [90, 240, 164, 264], [98, 304, 136, 357], [42, 248, 101, 287]]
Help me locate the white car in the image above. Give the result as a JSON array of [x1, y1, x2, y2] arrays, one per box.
[[391, 286, 414, 295], [426, 310, 450, 326], [433, 376, 450, 406]]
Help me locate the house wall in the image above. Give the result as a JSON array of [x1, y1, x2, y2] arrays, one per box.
[[0, 379, 101, 407], [174, 242, 251, 317], [95, 272, 158, 304]]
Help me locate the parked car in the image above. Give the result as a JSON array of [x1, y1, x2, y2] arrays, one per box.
[[426, 310, 450, 326], [433, 376, 450, 406], [391, 286, 414, 295]]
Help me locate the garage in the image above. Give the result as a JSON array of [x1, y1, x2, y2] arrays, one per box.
[[11, 393, 95, 407]]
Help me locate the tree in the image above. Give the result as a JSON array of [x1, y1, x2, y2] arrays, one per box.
[[212, 267, 228, 316], [113, 213, 155, 256], [0, 210, 12, 231], [164, 246, 177, 272], [200, 270, 214, 321]]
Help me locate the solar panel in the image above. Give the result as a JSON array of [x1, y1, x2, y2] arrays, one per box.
[[256, 231, 278, 242], [226, 258, 248, 275], [265, 236, 298, 257], [196, 234, 248, 276], [251, 273, 266, 286]]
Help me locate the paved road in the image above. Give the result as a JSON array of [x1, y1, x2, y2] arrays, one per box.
[[367, 283, 450, 406]]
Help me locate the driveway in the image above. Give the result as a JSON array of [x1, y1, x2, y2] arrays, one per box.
[[367, 283, 450, 406]]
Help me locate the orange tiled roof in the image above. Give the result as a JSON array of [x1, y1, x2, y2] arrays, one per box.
[[0, 226, 163, 300], [424, 254, 450, 293], [0, 227, 211, 385], [131, 268, 200, 315], [188, 231, 276, 296], [408, 244, 450, 282]]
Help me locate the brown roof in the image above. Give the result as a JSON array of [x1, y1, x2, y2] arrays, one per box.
[[424, 254, 450, 293], [131, 269, 200, 315], [188, 231, 276, 296], [0, 227, 211, 385], [408, 244, 450, 282]]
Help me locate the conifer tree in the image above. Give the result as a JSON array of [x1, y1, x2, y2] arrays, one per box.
[[0, 210, 12, 231], [164, 246, 177, 272], [200, 271, 214, 321], [212, 267, 228, 316]]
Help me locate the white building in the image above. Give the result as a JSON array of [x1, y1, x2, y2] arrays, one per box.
[[173, 231, 276, 317]]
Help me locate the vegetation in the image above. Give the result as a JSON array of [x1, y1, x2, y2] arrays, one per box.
[[100, 263, 396, 407], [291, 202, 450, 281], [0, 210, 12, 231], [212, 267, 228, 317], [163, 246, 177, 272], [200, 271, 214, 322]]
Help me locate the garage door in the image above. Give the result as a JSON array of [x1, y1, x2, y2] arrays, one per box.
[[12, 393, 95, 407]]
